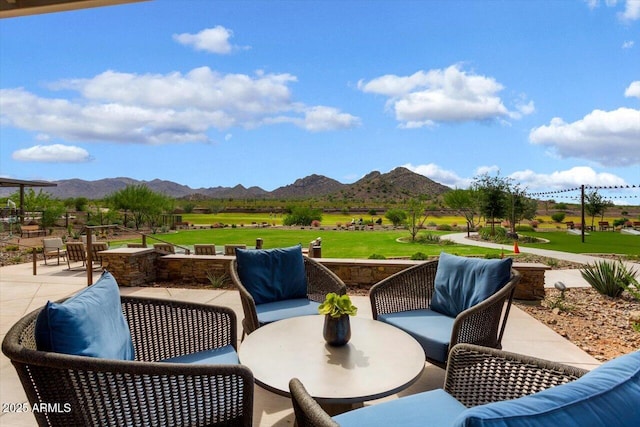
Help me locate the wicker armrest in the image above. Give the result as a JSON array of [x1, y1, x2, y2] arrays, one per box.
[[230, 259, 261, 335], [369, 260, 438, 318], [449, 270, 519, 349], [304, 257, 346, 302], [444, 344, 588, 407], [121, 296, 237, 362]]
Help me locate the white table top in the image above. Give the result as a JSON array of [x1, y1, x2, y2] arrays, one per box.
[[239, 315, 425, 404]]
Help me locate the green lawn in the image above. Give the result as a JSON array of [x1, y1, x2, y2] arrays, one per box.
[[115, 227, 502, 259], [519, 230, 640, 256], [113, 212, 640, 258]]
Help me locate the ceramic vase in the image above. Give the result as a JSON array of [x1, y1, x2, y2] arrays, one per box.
[[323, 314, 351, 346]]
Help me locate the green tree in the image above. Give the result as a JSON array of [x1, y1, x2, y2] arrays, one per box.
[[443, 188, 478, 234], [473, 173, 509, 236], [385, 208, 407, 227], [405, 198, 429, 241], [584, 190, 612, 230], [107, 184, 172, 230], [283, 206, 322, 226]]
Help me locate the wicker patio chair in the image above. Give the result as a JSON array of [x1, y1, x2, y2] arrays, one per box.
[[195, 243, 217, 255], [369, 258, 520, 368], [42, 237, 66, 265], [230, 254, 346, 337], [65, 242, 86, 270], [289, 343, 590, 427], [2, 295, 253, 427]]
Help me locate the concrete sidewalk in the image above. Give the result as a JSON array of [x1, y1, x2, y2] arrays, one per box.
[[0, 259, 599, 427]]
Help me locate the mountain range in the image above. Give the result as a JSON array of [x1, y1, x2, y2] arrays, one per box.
[[2, 167, 451, 201]]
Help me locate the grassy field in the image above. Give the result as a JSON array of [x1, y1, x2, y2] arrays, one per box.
[[109, 212, 640, 259], [117, 227, 501, 259], [519, 229, 640, 256]]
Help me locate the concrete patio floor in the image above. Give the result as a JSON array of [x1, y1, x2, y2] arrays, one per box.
[[0, 259, 600, 427]]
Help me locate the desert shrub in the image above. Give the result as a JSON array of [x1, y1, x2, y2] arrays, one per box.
[[206, 271, 229, 289], [417, 233, 441, 244], [436, 224, 452, 231], [530, 220, 539, 228], [613, 218, 628, 227], [515, 225, 535, 232], [283, 207, 322, 226], [580, 260, 637, 298], [311, 220, 321, 227], [478, 226, 506, 241], [368, 253, 386, 260], [4, 245, 19, 252], [551, 212, 566, 223], [410, 252, 429, 260]]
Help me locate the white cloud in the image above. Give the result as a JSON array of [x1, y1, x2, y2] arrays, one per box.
[[529, 107, 640, 166], [358, 65, 532, 128], [587, 0, 640, 21], [625, 80, 640, 98], [402, 163, 471, 188], [622, 40, 635, 48], [300, 106, 361, 132], [12, 144, 91, 163], [0, 67, 359, 144], [173, 26, 249, 54], [508, 166, 627, 191], [620, 0, 640, 20]]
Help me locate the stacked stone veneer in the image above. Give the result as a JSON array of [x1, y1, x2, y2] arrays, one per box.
[[100, 249, 549, 300]]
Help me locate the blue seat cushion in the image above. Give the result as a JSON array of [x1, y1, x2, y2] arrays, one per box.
[[161, 345, 239, 365], [455, 350, 640, 427], [378, 309, 454, 364], [236, 245, 308, 305], [335, 389, 466, 427], [256, 299, 321, 325], [431, 252, 512, 318], [35, 271, 135, 360]]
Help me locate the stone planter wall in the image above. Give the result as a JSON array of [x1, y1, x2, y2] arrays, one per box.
[[99, 251, 550, 299]]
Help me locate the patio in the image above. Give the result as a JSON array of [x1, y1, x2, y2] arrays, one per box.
[[0, 260, 599, 426]]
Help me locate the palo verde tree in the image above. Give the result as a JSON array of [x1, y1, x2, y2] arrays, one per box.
[[443, 188, 479, 235], [472, 173, 509, 236], [584, 190, 613, 230], [106, 184, 173, 230], [405, 198, 429, 241], [504, 183, 537, 236], [11, 188, 64, 231]]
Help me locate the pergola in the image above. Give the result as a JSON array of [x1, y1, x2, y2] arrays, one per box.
[[0, 0, 148, 18], [0, 178, 57, 223]]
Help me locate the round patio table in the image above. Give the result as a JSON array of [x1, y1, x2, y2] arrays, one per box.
[[238, 315, 425, 408]]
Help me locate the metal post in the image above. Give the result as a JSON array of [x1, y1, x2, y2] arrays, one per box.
[[86, 228, 93, 286], [581, 185, 585, 243], [32, 248, 37, 275]]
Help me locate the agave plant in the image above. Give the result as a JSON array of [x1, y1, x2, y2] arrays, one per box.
[[580, 260, 637, 298], [318, 292, 358, 318]]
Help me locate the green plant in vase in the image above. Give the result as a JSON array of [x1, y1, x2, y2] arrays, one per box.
[[318, 293, 358, 318], [319, 293, 357, 346]]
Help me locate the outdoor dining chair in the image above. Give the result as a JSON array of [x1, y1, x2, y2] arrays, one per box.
[[369, 253, 520, 367], [2, 271, 254, 427], [230, 245, 346, 337], [42, 237, 66, 265], [289, 343, 640, 427], [65, 242, 87, 270]]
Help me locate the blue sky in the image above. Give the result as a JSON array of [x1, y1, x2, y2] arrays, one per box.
[[1, 0, 639, 203]]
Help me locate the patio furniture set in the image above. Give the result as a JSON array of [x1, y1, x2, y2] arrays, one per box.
[[42, 237, 109, 270], [3, 246, 639, 426]]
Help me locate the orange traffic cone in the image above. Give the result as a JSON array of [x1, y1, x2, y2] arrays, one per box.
[[513, 241, 520, 254]]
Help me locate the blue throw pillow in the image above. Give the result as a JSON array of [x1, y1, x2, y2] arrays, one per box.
[[35, 271, 135, 360], [431, 252, 512, 318], [236, 245, 308, 305]]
